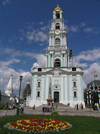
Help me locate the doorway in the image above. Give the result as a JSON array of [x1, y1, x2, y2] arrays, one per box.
[[54, 92, 59, 102]]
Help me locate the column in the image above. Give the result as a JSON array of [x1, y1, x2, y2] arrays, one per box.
[[98, 90, 100, 105], [65, 76, 67, 101], [41, 75, 44, 101], [61, 76, 63, 102], [31, 76, 34, 100], [87, 92, 89, 105], [77, 74, 81, 101], [69, 75, 73, 101], [46, 76, 49, 100], [89, 90, 91, 105], [33, 75, 37, 101]]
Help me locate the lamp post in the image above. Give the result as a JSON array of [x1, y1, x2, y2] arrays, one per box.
[[16, 75, 23, 115]]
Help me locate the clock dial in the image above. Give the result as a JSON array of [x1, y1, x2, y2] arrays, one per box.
[[55, 30, 60, 34]]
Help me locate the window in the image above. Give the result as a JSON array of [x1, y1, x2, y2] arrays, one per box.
[[74, 91, 77, 97], [73, 81, 76, 87], [37, 91, 40, 97], [56, 23, 60, 30], [56, 12, 60, 19], [38, 82, 41, 87], [38, 68, 42, 71], [72, 67, 76, 71], [54, 59, 61, 67], [55, 38, 60, 45]]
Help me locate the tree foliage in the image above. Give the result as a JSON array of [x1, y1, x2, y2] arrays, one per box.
[[23, 84, 31, 100]]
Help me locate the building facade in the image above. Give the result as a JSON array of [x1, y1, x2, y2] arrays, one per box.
[[29, 5, 85, 107], [86, 71, 100, 105]]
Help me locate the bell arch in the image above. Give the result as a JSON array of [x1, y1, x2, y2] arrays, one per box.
[[54, 58, 61, 67]]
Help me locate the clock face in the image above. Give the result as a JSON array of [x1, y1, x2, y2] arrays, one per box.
[[55, 30, 60, 34]]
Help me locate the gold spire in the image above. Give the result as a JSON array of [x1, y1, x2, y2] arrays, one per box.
[[53, 5, 63, 13], [94, 69, 97, 80]]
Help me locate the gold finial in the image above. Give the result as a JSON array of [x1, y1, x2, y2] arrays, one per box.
[[94, 69, 97, 80], [53, 5, 63, 13]]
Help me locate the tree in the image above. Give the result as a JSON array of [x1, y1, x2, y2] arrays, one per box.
[[23, 82, 31, 100]]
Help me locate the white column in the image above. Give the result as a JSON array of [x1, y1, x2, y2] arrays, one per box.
[[33, 75, 37, 101], [61, 76, 63, 102], [61, 54, 63, 67], [69, 75, 73, 101], [53, 35, 55, 46], [46, 54, 48, 67], [65, 76, 67, 101], [46, 76, 49, 100], [64, 36, 66, 46], [67, 50, 69, 67], [61, 34, 62, 46], [41, 75, 44, 101], [77, 74, 81, 101]]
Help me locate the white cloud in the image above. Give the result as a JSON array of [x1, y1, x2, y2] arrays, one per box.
[[70, 26, 79, 32], [83, 27, 94, 33], [80, 23, 86, 27], [2, 0, 10, 6], [0, 59, 20, 67], [73, 48, 100, 89]]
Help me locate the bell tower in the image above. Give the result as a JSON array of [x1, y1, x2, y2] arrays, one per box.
[[46, 5, 69, 68]]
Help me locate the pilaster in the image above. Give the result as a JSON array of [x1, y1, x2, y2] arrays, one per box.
[[77, 74, 81, 101], [33, 75, 37, 101], [69, 75, 73, 101], [41, 75, 45, 101]]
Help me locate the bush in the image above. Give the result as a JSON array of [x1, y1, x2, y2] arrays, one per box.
[[51, 111, 59, 116], [0, 105, 5, 110]]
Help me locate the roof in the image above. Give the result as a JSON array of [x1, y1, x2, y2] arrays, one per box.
[[53, 5, 63, 14], [87, 80, 100, 88]]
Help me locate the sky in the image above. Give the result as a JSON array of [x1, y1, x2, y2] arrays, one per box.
[[0, 0, 100, 96]]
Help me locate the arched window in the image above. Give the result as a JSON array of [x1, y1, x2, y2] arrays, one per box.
[[74, 91, 77, 97], [56, 23, 60, 30], [73, 81, 76, 87], [55, 38, 60, 45], [38, 82, 40, 87], [54, 59, 61, 67], [37, 91, 40, 97], [56, 12, 60, 19]]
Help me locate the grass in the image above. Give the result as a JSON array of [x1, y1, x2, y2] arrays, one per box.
[[0, 114, 100, 134]]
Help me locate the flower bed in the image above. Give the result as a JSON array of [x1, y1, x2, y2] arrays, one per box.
[[4, 118, 72, 133]]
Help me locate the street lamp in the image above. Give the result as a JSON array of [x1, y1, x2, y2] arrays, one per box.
[[16, 75, 23, 115]]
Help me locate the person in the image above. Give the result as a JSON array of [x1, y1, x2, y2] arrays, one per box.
[[33, 105, 35, 110], [21, 103, 24, 114], [3, 103, 8, 116], [81, 103, 83, 110], [76, 104, 78, 110], [97, 103, 99, 110]]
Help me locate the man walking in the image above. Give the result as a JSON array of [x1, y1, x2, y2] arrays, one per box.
[[4, 103, 8, 116]]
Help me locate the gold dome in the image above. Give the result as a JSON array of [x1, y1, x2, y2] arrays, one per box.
[[94, 73, 97, 77], [53, 5, 63, 13]]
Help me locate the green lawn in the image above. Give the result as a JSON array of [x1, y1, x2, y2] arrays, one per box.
[[0, 115, 100, 134]]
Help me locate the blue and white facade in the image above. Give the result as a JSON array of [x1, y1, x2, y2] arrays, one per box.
[[29, 6, 85, 107]]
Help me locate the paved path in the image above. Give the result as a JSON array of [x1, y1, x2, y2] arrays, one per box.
[[0, 107, 100, 117]]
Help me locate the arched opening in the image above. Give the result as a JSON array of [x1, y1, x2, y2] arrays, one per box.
[[55, 23, 60, 30], [56, 12, 60, 19], [55, 38, 60, 45], [38, 82, 40, 87], [54, 59, 61, 67], [73, 81, 76, 87], [37, 91, 40, 97], [54, 92, 59, 102], [74, 91, 77, 97]]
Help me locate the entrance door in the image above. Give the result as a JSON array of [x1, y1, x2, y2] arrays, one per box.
[[54, 92, 59, 102]]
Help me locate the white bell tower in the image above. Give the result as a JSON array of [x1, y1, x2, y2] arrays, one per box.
[[46, 5, 69, 68]]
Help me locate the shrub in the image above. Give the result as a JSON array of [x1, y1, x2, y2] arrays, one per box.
[[51, 111, 59, 116], [0, 105, 5, 110]]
